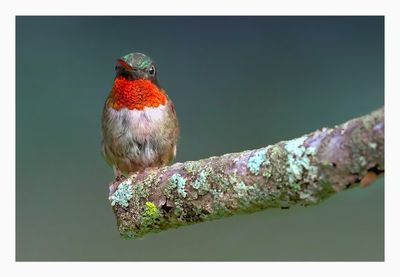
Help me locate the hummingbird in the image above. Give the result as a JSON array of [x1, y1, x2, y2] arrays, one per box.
[[101, 52, 179, 180]]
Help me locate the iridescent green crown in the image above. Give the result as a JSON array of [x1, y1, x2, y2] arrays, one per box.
[[120, 52, 153, 70]]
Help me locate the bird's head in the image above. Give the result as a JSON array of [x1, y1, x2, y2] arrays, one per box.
[[108, 52, 167, 110], [115, 52, 158, 85]]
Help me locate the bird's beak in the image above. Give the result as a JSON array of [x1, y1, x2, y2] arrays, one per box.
[[116, 58, 134, 72]]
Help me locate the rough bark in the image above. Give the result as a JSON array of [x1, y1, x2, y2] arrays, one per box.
[[108, 107, 384, 239]]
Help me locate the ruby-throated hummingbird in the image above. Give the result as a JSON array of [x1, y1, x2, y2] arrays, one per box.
[[101, 52, 179, 178]]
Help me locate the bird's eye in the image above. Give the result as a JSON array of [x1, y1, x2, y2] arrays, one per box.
[[148, 66, 155, 75], [115, 65, 120, 71]]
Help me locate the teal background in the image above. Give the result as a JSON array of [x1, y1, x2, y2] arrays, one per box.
[[16, 16, 384, 261]]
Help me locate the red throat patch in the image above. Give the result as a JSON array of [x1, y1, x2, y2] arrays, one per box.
[[107, 77, 167, 110]]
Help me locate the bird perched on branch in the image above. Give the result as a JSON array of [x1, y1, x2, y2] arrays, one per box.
[[101, 52, 179, 179]]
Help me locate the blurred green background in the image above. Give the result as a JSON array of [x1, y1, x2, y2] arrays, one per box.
[[16, 16, 384, 261]]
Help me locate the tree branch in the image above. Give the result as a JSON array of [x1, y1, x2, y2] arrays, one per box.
[[109, 107, 384, 239]]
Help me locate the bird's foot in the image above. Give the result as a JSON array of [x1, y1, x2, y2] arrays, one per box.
[[144, 166, 160, 173], [115, 174, 127, 182], [108, 180, 119, 199]]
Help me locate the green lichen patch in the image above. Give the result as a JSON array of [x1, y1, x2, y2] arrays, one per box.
[[168, 173, 187, 198], [291, 183, 301, 191], [262, 169, 271, 179], [183, 161, 195, 173], [119, 220, 138, 239], [313, 181, 335, 202], [142, 171, 158, 188], [110, 182, 133, 208], [357, 156, 367, 167], [191, 167, 213, 192], [305, 145, 317, 156], [133, 182, 145, 204], [173, 205, 184, 217], [163, 173, 190, 222], [121, 230, 136, 240], [299, 191, 312, 200], [124, 171, 159, 213], [285, 137, 309, 184], [368, 142, 377, 149], [284, 136, 319, 188], [321, 160, 331, 167], [140, 201, 161, 228], [233, 182, 258, 209], [192, 170, 207, 190], [144, 201, 159, 217], [285, 136, 308, 157], [270, 145, 283, 159], [208, 201, 232, 220], [227, 172, 240, 186], [247, 149, 266, 175], [267, 145, 287, 183], [233, 181, 250, 197]]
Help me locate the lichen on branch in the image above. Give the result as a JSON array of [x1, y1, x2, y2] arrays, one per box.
[[109, 107, 384, 239]]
